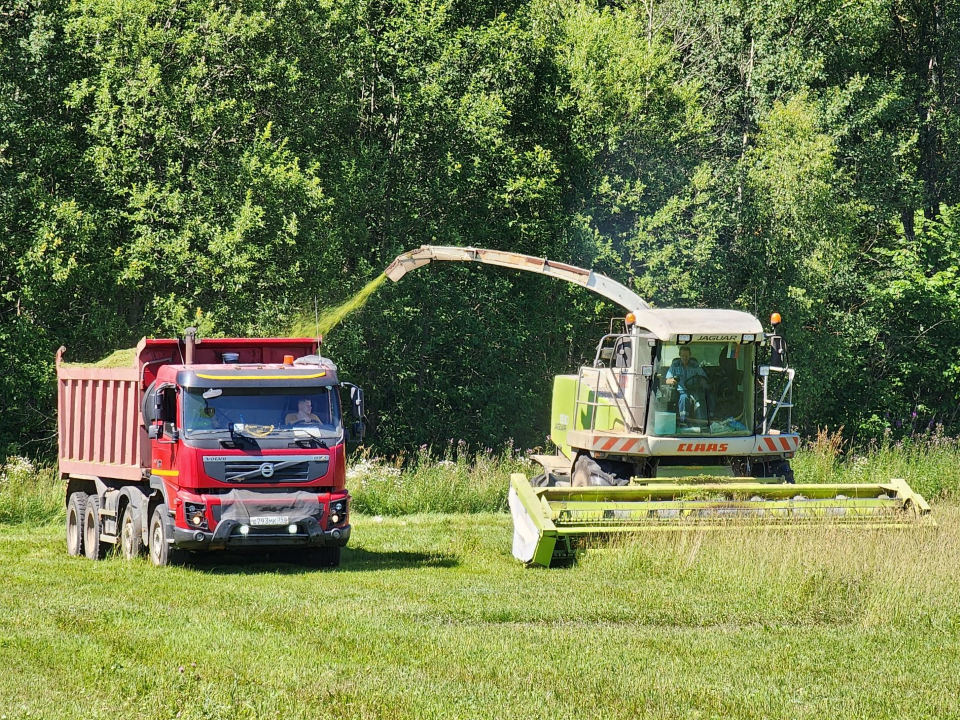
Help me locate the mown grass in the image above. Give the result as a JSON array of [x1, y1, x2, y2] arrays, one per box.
[[2, 510, 959, 719], [3, 441, 960, 718]]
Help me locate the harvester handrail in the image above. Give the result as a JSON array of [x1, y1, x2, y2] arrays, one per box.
[[574, 365, 643, 433]]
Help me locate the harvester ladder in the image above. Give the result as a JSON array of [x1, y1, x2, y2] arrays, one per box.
[[761, 366, 794, 434]]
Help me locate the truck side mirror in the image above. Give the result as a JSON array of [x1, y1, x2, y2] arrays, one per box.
[[343, 383, 364, 420], [341, 383, 365, 442], [148, 425, 162, 440]]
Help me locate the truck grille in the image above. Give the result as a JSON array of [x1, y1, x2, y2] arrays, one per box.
[[223, 461, 311, 483]]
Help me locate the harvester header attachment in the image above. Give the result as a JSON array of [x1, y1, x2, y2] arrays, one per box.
[[509, 475, 934, 567]]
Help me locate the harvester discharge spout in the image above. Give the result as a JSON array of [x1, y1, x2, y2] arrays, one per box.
[[385, 245, 935, 567], [385, 245, 650, 313]]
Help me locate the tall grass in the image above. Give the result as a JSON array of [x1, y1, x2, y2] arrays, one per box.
[[4, 431, 959, 527], [348, 443, 536, 515], [794, 427, 960, 500], [0, 456, 62, 525]]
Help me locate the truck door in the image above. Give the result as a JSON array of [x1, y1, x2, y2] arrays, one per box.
[[149, 385, 180, 479]]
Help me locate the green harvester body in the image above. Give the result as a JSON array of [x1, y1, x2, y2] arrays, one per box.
[[385, 245, 935, 567]]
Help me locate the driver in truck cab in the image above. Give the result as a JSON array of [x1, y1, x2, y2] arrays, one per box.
[[285, 398, 322, 425]]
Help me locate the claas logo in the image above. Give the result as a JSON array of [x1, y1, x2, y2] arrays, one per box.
[[677, 442, 729, 453]]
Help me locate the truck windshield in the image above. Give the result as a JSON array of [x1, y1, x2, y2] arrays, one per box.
[[650, 342, 755, 437], [182, 386, 342, 439]]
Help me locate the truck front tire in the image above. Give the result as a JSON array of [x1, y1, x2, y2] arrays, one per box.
[[66, 492, 86, 557], [149, 504, 187, 567]]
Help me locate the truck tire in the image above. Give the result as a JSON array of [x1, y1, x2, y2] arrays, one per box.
[[120, 507, 144, 560], [83, 495, 107, 560], [149, 504, 187, 567], [66, 492, 87, 557], [304, 546, 341, 568]]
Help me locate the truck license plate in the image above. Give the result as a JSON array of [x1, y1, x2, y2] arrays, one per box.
[[249, 515, 290, 527]]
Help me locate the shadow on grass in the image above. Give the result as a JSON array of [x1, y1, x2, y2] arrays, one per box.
[[186, 547, 460, 574]]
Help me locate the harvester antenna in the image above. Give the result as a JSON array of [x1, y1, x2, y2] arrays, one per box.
[[314, 297, 321, 348]]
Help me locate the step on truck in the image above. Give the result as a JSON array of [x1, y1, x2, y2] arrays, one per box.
[[57, 330, 364, 566]]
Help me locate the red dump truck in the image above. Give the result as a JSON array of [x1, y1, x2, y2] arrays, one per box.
[[56, 329, 362, 566]]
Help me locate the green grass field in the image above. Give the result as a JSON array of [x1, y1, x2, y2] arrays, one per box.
[[2, 440, 960, 719]]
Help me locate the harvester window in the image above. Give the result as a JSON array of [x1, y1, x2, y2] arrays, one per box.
[[651, 342, 754, 437]]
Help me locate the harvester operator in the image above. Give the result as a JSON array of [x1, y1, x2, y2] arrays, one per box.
[[666, 346, 710, 425]]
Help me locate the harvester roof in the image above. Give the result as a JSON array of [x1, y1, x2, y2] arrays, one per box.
[[633, 308, 763, 342]]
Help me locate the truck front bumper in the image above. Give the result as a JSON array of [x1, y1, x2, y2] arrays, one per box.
[[173, 516, 351, 551]]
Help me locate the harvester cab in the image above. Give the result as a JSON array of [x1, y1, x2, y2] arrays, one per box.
[[386, 245, 933, 567]]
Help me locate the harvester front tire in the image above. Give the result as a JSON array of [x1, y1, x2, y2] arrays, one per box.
[[572, 457, 632, 487], [149, 505, 187, 567], [83, 495, 107, 560], [66, 492, 87, 557], [777, 460, 795, 484]]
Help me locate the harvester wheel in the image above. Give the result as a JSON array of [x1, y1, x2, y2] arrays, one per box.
[[66, 492, 87, 557], [572, 457, 632, 487], [776, 460, 795, 484], [732, 459, 795, 484]]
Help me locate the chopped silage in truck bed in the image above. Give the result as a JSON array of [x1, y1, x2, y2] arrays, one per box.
[[60, 347, 138, 368]]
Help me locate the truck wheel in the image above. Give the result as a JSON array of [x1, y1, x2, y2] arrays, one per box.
[[304, 547, 341, 568], [83, 495, 107, 560], [149, 504, 187, 567], [120, 507, 144, 560], [66, 492, 87, 557]]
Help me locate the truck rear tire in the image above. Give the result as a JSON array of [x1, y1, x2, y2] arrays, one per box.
[[120, 507, 144, 560], [66, 492, 87, 557], [83, 495, 107, 560], [149, 504, 187, 567]]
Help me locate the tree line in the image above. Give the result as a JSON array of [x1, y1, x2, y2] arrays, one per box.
[[1, 0, 958, 456]]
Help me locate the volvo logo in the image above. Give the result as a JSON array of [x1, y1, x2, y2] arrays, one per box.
[[259, 463, 275, 478]]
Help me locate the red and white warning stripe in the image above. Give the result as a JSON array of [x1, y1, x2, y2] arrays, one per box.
[[756, 435, 800, 453], [591, 436, 646, 454]]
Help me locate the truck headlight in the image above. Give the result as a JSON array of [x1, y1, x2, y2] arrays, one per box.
[[185, 502, 208, 531], [329, 499, 348, 526]]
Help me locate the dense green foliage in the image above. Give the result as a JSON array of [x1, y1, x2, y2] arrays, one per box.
[[2, 0, 959, 454]]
